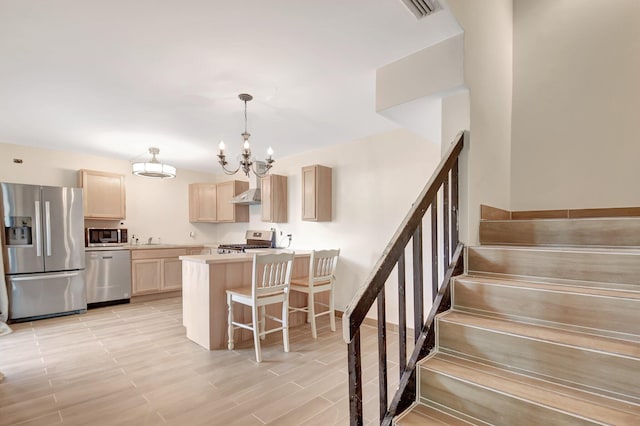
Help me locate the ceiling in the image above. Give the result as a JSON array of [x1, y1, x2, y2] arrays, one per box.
[[0, 0, 460, 173]]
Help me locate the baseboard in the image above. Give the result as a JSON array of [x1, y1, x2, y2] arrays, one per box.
[[481, 204, 640, 220], [480, 204, 511, 220], [131, 290, 182, 303]]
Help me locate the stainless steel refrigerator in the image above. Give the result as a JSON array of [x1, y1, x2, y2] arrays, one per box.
[[1, 183, 86, 320]]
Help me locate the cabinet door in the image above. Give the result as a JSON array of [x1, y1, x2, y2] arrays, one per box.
[[79, 170, 126, 219], [261, 176, 271, 222], [262, 174, 287, 223], [301, 165, 331, 221], [189, 183, 217, 222], [301, 166, 317, 220], [162, 258, 182, 291], [132, 259, 161, 295], [216, 181, 236, 222]]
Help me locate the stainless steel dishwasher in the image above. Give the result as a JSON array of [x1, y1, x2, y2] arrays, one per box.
[[85, 247, 131, 307]]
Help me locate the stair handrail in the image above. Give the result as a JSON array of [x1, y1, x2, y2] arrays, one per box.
[[342, 131, 466, 425]]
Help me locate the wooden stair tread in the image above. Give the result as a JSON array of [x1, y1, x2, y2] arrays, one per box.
[[462, 271, 640, 293], [420, 352, 640, 423], [439, 310, 640, 358], [483, 217, 640, 222], [480, 217, 640, 247], [456, 274, 640, 298], [453, 274, 640, 342], [394, 403, 474, 426], [470, 245, 640, 254], [467, 245, 640, 286]]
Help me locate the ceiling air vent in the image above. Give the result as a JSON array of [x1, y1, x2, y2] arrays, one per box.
[[400, 0, 438, 19]]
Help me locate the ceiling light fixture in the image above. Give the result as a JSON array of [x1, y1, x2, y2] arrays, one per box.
[[132, 147, 176, 179], [217, 93, 274, 178]]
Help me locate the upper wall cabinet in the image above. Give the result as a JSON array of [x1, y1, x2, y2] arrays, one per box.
[[78, 169, 126, 219], [216, 180, 249, 222], [261, 174, 287, 223], [189, 183, 217, 222], [301, 165, 332, 222], [189, 181, 249, 223]]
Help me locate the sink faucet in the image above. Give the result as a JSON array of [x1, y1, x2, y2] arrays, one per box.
[[148, 237, 153, 244]]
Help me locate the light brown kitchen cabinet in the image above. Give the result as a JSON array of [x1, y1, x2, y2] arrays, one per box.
[[162, 258, 183, 291], [187, 246, 208, 255], [78, 169, 126, 219], [131, 248, 188, 295], [301, 165, 332, 221], [261, 174, 288, 223], [188, 181, 249, 223], [131, 259, 162, 294], [189, 183, 217, 222], [216, 180, 249, 222]]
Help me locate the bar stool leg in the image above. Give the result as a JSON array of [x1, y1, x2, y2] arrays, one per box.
[[227, 294, 234, 350]]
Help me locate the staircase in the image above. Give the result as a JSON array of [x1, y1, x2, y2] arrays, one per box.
[[395, 216, 640, 425]]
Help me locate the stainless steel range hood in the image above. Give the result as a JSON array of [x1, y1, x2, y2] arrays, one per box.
[[230, 166, 262, 205], [230, 187, 261, 205]]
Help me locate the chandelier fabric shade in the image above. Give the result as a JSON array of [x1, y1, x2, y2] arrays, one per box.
[[217, 93, 274, 178], [132, 147, 176, 179]]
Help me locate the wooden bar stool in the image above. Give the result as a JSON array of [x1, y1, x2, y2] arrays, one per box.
[[289, 249, 340, 339], [226, 252, 294, 362]]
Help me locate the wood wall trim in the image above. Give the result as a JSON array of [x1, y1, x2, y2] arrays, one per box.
[[568, 207, 640, 219], [511, 210, 569, 220], [131, 290, 181, 303], [482, 205, 640, 220], [480, 204, 511, 220]]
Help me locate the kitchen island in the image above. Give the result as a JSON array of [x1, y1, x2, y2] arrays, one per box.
[[180, 250, 311, 350]]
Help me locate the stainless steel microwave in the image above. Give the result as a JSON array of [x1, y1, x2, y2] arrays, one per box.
[[86, 228, 128, 247]]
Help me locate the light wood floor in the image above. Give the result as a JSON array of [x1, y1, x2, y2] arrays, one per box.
[[0, 298, 394, 425]]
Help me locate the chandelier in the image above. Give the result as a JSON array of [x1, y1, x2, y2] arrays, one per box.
[[217, 93, 274, 178], [132, 147, 176, 179]]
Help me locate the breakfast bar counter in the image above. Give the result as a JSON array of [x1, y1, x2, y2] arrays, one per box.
[[180, 250, 311, 350]]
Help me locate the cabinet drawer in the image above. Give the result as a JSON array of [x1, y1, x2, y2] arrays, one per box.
[[131, 248, 188, 260]]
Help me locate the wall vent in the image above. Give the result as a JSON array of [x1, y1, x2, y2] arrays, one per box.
[[400, 0, 438, 19]]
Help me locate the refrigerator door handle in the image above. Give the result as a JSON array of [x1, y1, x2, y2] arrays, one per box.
[[9, 271, 81, 281], [45, 201, 52, 257], [34, 200, 42, 257]]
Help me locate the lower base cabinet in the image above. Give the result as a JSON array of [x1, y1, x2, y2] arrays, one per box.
[[131, 248, 196, 295], [132, 259, 162, 294], [162, 258, 183, 291]]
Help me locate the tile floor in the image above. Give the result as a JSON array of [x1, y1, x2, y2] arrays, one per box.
[[0, 298, 400, 425]]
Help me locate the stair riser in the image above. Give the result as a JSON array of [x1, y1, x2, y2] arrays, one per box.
[[437, 319, 640, 400], [418, 368, 598, 425], [479, 218, 640, 247], [468, 247, 640, 285], [393, 402, 474, 426], [453, 280, 640, 336]]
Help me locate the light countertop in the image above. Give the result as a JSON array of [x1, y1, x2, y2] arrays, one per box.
[[127, 244, 200, 250], [86, 243, 212, 251], [180, 249, 310, 264]]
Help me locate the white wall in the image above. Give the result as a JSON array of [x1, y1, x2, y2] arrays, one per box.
[[511, 0, 640, 210], [0, 141, 220, 245], [447, 0, 513, 244], [376, 34, 464, 112]]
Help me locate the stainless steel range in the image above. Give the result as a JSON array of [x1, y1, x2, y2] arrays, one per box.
[[217, 230, 275, 254]]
